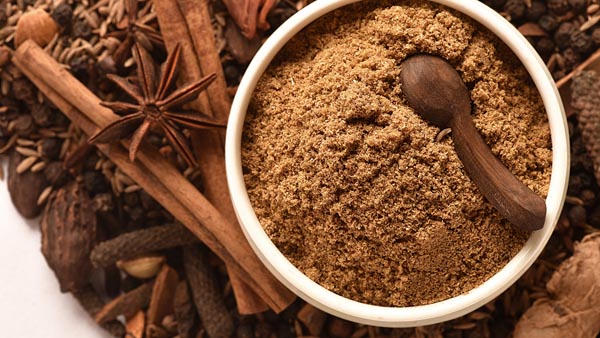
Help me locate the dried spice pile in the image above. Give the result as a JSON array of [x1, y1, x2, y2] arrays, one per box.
[[0, 0, 599, 337], [243, 0, 551, 307]]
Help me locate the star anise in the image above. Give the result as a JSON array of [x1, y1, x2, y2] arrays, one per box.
[[89, 43, 226, 167], [108, 0, 164, 68]]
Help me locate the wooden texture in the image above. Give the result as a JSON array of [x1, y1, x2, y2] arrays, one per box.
[[155, 0, 278, 314], [400, 54, 546, 231], [12, 40, 294, 313]]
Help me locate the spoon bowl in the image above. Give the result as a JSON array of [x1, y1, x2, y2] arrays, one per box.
[[400, 54, 547, 232]]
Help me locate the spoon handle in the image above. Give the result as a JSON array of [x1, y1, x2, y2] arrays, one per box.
[[450, 112, 546, 231]]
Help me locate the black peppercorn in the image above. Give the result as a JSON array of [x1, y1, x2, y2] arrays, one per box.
[[568, 175, 584, 195], [582, 189, 596, 205], [589, 204, 600, 227], [139, 190, 160, 210], [570, 30, 593, 54], [538, 15, 560, 32], [563, 48, 581, 71], [526, 1, 547, 22], [223, 63, 240, 86], [13, 114, 35, 136], [535, 38, 556, 59], [83, 171, 109, 195], [548, 0, 571, 15], [568, 0, 589, 12], [123, 191, 140, 207], [51, 3, 73, 32], [554, 22, 576, 49], [591, 28, 600, 45], [503, 0, 526, 21], [72, 20, 92, 39], [30, 103, 53, 127], [40, 137, 62, 160], [128, 207, 145, 224], [11, 78, 35, 105], [43, 161, 68, 187], [567, 204, 587, 227]]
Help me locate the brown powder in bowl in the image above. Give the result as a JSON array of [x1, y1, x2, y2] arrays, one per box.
[[241, 0, 552, 307]]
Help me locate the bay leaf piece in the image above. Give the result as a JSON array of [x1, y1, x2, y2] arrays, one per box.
[[7, 150, 48, 218], [41, 180, 97, 292]]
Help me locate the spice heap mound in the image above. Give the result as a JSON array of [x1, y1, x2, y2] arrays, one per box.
[[242, 0, 552, 307]]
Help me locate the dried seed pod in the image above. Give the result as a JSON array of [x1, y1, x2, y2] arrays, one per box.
[[14, 9, 59, 47], [41, 180, 97, 292], [7, 150, 48, 218], [183, 245, 234, 338], [117, 255, 166, 279]]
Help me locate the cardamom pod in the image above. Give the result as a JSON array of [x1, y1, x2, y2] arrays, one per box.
[[41, 180, 97, 292]]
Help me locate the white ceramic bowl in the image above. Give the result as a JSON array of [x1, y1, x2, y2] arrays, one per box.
[[225, 0, 569, 327]]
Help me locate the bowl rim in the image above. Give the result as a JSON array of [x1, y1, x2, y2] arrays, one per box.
[[225, 0, 570, 327]]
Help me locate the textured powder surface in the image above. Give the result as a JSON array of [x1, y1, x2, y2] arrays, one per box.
[[242, 0, 552, 307]]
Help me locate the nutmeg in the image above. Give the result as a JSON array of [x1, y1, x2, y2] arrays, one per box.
[[14, 9, 58, 48]]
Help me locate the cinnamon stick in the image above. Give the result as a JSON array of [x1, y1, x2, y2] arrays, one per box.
[[12, 40, 294, 313], [155, 0, 276, 314]]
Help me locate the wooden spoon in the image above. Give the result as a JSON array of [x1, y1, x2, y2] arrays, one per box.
[[400, 54, 546, 231]]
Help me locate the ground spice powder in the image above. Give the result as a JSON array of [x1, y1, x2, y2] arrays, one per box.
[[242, 0, 552, 307]]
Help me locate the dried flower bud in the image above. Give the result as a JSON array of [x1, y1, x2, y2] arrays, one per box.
[[14, 9, 59, 48]]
